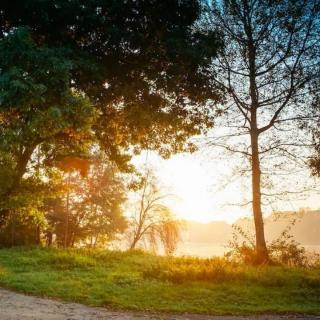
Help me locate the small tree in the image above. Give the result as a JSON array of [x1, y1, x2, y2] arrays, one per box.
[[156, 220, 181, 256], [129, 169, 181, 254], [44, 155, 127, 247]]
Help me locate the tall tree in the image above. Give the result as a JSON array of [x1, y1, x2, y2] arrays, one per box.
[[0, 1, 223, 230], [0, 0, 223, 168], [203, 0, 320, 262], [0, 28, 94, 227]]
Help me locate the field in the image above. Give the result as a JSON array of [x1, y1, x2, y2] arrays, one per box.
[[0, 247, 319, 316]]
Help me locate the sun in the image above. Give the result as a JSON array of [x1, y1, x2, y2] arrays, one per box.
[[132, 152, 250, 223], [159, 156, 215, 222]]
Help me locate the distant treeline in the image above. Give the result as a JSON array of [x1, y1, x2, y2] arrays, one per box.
[[184, 211, 320, 245]]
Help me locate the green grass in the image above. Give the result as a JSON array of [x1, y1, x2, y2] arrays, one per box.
[[0, 247, 319, 315]]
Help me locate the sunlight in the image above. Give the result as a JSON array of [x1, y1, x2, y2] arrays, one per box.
[[132, 151, 320, 224], [132, 152, 250, 223], [161, 156, 215, 222], [159, 154, 251, 223], [1, 1, 320, 316]]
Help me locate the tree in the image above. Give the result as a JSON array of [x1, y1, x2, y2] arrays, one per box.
[[309, 83, 320, 176], [0, 1, 223, 235], [0, 28, 94, 230], [156, 219, 181, 256], [129, 169, 181, 254], [44, 155, 127, 247], [202, 0, 320, 262], [0, 0, 223, 169]]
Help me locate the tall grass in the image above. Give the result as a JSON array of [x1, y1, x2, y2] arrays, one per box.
[[142, 255, 320, 287]]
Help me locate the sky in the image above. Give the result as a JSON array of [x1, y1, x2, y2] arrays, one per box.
[[131, 147, 320, 224]]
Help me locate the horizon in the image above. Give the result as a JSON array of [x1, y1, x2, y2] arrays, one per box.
[[179, 207, 320, 225]]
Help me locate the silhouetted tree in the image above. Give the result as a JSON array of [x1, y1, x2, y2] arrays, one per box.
[[202, 0, 320, 262], [129, 169, 180, 254]]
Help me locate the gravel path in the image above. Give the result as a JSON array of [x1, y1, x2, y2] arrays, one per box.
[[0, 288, 319, 320]]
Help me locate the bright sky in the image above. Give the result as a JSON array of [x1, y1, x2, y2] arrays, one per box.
[[154, 154, 249, 223], [131, 150, 250, 223], [131, 148, 320, 224]]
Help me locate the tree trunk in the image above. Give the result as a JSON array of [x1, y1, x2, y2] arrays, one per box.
[[130, 236, 139, 250], [36, 225, 41, 245], [47, 231, 53, 246], [64, 173, 70, 249], [130, 228, 144, 249], [246, 28, 269, 263], [130, 222, 143, 250], [10, 212, 16, 247], [250, 130, 269, 263]]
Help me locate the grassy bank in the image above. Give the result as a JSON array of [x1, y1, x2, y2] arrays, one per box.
[[0, 247, 319, 315]]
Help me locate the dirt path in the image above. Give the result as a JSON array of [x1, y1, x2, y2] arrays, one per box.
[[0, 288, 319, 320]]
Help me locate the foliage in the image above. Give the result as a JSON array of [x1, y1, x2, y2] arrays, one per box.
[[44, 155, 127, 248], [225, 224, 260, 265], [0, 27, 94, 180], [0, 26, 95, 232], [0, 247, 319, 315], [155, 219, 181, 256], [227, 218, 309, 267], [0, 0, 223, 246], [268, 221, 307, 267], [0, 168, 65, 247], [0, 0, 223, 170]]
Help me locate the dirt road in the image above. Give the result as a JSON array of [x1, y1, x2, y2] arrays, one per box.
[[0, 288, 319, 320]]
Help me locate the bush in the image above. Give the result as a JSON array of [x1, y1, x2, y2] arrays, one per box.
[[227, 220, 309, 267], [269, 237, 307, 267]]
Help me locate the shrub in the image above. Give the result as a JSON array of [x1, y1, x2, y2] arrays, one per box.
[[226, 220, 309, 267]]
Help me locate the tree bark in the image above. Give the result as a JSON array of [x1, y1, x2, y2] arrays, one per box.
[[130, 234, 139, 250], [250, 130, 269, 263], [47, 231, 53, 246], [64, 173, 71, 248], [247, 24, 269, 263], [10, 212, 16, 247], [36, 225, 41, 245]]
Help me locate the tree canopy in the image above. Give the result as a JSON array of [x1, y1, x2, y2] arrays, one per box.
[[0, 0, 223, 247], [0, 0, 223, 169]]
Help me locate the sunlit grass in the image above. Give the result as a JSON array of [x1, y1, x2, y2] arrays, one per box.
[[0, 247, 319, 315]]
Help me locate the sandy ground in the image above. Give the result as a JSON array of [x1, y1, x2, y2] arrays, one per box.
[[0, 288, 319, 320]]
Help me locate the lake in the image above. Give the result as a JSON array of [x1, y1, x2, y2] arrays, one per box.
[[175, 242, 320, 258]]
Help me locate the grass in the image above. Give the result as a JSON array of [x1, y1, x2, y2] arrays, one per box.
[[0, 247, 319, 315]]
